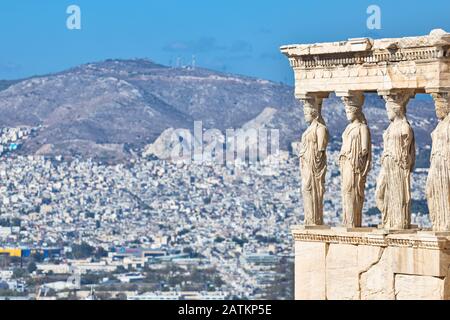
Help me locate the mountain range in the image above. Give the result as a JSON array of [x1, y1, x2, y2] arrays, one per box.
[[0, 59, 438, 163]]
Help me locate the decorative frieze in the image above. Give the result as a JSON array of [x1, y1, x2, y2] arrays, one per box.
[[288, 48, 444, 69], [281, 29, 450, 97], [291, 228, 450, 250]]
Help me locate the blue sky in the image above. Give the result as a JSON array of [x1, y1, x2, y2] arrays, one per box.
[[0, 0, 449, 84]]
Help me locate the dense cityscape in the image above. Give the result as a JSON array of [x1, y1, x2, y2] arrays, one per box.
[[0, 127, 432, 300]]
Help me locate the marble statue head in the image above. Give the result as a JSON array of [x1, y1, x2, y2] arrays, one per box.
[[386, 103, 406, 122], [343, 94, 366, 123], [384, 92, 413, 122], [345, 106, 363, 123], [432, 93, 450, 120], [303, 106, 320, 124]]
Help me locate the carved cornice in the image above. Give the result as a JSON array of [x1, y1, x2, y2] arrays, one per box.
[[292, 230, 450, 250], [282, 30, 450, 95], [293, 232, 385, 246], [281, 30, 450, 71], [286, 48, 446, 69]]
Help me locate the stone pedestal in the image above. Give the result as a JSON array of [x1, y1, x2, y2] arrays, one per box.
[[292, 226, 450, 300]]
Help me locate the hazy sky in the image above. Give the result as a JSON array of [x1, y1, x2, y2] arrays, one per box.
[[1, 0, 449, 84]]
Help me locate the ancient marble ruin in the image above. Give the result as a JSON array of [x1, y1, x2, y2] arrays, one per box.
[[376, 90, 416, 230], [339, 93, 371, 228], [427, 92, 450, 232], [281, 29, 450, 300], [299, 95, 329, 226]]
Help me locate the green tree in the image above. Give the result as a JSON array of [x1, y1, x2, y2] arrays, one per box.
[[70, 242, 95, 259], [12, 268, 28, 279], [27, 261, 37, 274], [94, 247, 108, 259]]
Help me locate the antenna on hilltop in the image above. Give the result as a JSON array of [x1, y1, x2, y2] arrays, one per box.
[[191, 55, 196, 70], [176, 57, 181, 68]]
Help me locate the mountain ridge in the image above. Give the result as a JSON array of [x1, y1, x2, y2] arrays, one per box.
[[0, 58, 437, 162]]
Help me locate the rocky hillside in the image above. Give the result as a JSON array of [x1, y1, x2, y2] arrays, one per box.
[[0, 59, 438, 162]]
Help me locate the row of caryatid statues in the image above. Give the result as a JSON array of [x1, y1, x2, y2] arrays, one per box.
[[299, 90, 450, 232]]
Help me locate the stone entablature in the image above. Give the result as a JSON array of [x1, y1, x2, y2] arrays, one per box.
[[281, 29, 450, 97]]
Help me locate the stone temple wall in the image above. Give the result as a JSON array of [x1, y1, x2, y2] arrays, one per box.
[[293, 227, 450, 300]]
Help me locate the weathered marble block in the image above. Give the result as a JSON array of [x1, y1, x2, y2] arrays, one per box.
[[292, 227, 450, 300], [294, 241, 327, 300]]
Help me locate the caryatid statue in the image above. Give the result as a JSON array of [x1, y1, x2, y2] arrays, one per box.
[[376, 90, 416, 230], [426, 92, 450, 232], [339, 93, 372, 228], [299, 94, 329, 226]]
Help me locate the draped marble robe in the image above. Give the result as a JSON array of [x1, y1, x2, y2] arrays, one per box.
[[339, 122, 372, 227], [300, 119, 329, 226], [426, 115, 450, 231], [376, 119, 416, 230]]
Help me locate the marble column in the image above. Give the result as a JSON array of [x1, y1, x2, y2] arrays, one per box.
[[337, 92, 372, 228], [426, 91, 450, 232], [298, 93, 329, 226], [376, 89, 416, 230]]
